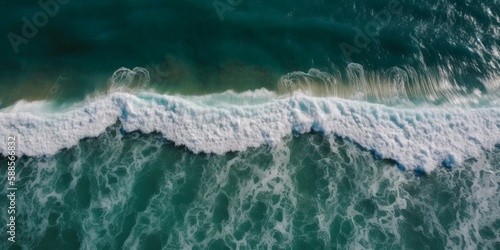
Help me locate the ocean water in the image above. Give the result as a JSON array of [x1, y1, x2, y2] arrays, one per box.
[[0, 0, 499, 249]]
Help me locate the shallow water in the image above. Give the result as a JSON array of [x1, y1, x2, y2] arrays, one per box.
[[1, 127, 499, 249]]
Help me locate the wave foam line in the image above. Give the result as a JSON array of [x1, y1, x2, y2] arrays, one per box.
[[1, 90, 499, 172]]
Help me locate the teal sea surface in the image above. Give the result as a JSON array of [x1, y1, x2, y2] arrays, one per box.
[[0, 0, 499, 249]]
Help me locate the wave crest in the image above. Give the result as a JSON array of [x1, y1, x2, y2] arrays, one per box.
[[1, 90, 499, 173]]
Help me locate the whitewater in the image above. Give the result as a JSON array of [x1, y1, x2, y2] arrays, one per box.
[[1, 89, 499, 173]]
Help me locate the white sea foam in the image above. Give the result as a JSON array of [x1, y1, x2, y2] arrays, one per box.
[[1, 90, 499, 172]]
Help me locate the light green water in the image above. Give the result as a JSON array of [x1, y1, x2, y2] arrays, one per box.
[[1, 125, 499, 249]]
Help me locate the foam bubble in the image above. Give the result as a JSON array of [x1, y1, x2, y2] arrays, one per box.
[[1, 90, 499, 172]]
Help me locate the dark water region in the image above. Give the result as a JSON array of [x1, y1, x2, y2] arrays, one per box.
[[0, 125, 498, 249], [1, 0, 499, 107]]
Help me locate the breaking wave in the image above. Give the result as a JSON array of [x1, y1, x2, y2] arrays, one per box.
[[1, 88, 499, 173]]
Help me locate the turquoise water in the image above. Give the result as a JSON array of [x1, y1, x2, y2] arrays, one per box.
[[1, 126, 499, 249], [1, 0, 500, 249]]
